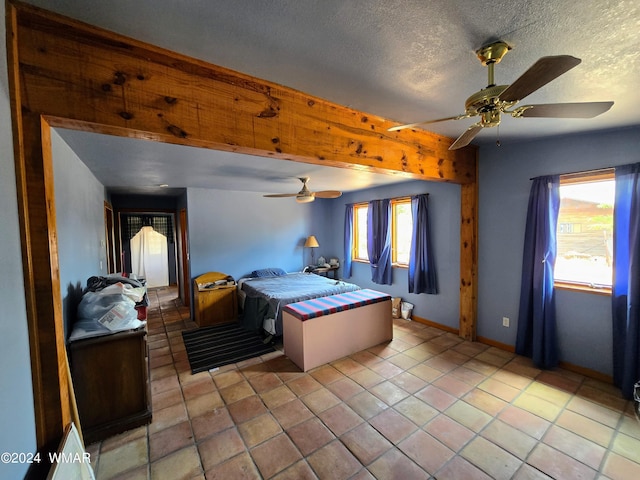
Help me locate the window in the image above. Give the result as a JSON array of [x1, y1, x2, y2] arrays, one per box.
[[353, 203, 369, 261], [555, 170, 614, 291], [352, 198, 413, 266], [392, 199, 412, 265]]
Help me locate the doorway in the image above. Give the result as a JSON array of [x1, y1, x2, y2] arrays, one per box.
[[119, 212, 178, 287]]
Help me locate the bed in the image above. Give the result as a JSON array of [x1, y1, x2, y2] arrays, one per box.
[[237, 270, 360, 336]]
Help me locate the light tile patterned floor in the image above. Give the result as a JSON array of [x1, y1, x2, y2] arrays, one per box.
[[87, 287, 640, 479]]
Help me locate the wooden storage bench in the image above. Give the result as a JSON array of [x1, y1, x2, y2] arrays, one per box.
[[282, 289, 393, 372]]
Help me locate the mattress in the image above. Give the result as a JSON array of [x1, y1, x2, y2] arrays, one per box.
[[239, 272, 360, 335]]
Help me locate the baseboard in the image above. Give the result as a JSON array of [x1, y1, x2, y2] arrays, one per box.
[[409, 317, 613, 384], [558, 361, 613, 384], [478, 337, 612, 383], [410, 314, 459, 335], [476, 335, 515, 353]]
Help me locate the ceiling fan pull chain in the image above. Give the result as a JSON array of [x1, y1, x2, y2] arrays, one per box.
[[496, 125, 501, 147]]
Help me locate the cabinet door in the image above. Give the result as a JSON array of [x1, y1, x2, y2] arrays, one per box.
[[197, 288, 237, 326], [70, 330, 151, 443], [214, 288, 237, 322]]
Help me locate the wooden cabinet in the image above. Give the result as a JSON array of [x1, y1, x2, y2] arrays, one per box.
[[69, 329, 151, 444], [194, 272, 238, 327]]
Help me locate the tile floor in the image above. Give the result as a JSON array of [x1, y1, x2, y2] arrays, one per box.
[[87, 287, 640, 479]]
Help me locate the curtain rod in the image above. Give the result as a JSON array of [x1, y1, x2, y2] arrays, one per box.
[[530, 166, 616, 181], [347, 193, 429, 206]]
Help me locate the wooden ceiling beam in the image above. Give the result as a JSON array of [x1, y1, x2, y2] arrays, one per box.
[[13, 1, 476, 184]]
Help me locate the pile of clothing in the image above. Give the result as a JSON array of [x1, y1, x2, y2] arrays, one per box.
[[69, 275, 148, 342]]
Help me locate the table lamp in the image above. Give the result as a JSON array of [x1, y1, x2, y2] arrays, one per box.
[[304, 235, 319, 266]]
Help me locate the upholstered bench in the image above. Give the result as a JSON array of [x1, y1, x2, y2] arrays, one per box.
[[282, 289, 393, 372]]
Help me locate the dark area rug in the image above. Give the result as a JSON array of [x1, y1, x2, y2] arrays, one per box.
[[182, 322, 276, 374]]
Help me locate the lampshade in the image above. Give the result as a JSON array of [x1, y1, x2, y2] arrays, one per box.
[[304, 235, 319, 248]]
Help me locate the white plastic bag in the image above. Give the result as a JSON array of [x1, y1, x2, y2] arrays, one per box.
[[99, 282, 146, 303], [71, 292, 144, 341], [401, 302, 414, 320]]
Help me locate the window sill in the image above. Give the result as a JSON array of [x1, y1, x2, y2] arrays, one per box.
[[352, 259, 408, 269], [554, 281, 611, 296]]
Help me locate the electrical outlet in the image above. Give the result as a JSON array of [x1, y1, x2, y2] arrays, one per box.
[[502, 317, 510, 327], [100, 260, 103, 270]]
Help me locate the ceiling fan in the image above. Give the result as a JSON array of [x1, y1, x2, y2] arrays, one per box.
[[263, 177, 342, 203], [388, 41, 614, 150]]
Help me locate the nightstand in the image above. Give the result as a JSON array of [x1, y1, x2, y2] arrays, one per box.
[[313, 265, 339, 279], [193, 272, 238, 327]]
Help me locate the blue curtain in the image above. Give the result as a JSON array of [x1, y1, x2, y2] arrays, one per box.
[[612, 162, 640, 399], [515, 175, 560, 369], [409, 194, 437, 294], [367, 199, 392, 284], [343, 204, 354, 278]]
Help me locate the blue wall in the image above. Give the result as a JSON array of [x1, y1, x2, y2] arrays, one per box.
[[186, 187, 323, 281], [323, 180, 462, 329], [1, 3, 638, 469], [477, 126, 640, 376], [52, 130, 108, 337], [0, 2, 37, 477]]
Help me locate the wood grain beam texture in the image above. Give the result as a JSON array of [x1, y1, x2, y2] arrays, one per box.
[[13, 2, 476, 183], [6, 0, 478, 447], [460, 181, 479, 341]]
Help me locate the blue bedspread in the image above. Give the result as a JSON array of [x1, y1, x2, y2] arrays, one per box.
[[240, 272, 360, 335]]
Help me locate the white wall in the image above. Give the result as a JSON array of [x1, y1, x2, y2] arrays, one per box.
[[0, 1, 38, 478]]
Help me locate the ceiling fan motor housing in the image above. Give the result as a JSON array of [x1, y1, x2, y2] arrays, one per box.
[[464, 42, 515, 128], [464, 84, 515, 127]]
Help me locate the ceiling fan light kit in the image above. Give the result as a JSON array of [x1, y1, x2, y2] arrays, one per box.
[[264, 177, 342, 203], [296, 194, 315, 204], [388, 41, 614, 150]]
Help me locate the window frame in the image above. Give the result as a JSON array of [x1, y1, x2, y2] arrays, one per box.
[[554, 169, 614, 295], [352, 203, 369, 263], [391, 197, 412, 268], [351, 198, 413, 267]]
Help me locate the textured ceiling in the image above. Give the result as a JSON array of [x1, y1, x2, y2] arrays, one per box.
[[28, 0, 640, 195]]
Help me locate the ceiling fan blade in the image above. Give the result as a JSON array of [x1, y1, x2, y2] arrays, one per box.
[[314, 190, 343, 199], [388, 114, 469, 132], [516, 101, 614, 118], [449, 124, 483, 150], [263, 193, 298, 198], [499, 55, 581, 103]]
